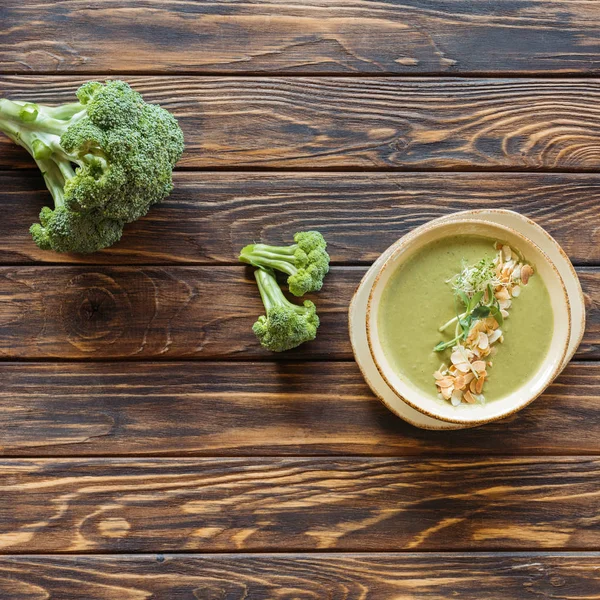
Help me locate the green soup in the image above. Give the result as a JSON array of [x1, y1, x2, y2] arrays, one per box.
[[378, 235, 553, 402]]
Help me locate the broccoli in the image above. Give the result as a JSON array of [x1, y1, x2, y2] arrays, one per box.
[[0, 80, 184, 253], [239, 231, 330, 296], [252, 267, 319, 352]]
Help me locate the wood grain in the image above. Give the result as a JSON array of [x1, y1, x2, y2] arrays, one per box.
[[3, 76, 600, 170], [2, 2, 600, 74], [0, 457, 599, 552], [0, 361, 599, 457], [1, 171, 600, 266], [0, 266, 597, 360], [0, 553, 597, 599]]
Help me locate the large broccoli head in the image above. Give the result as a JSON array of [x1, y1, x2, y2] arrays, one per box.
[[0, 80, 184, 253], [239, 230, 330, 296], [252, 267, 319, 352]]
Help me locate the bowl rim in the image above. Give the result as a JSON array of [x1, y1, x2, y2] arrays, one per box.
[[366, 218, 571, 425]]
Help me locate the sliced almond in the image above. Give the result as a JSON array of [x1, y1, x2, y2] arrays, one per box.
[[455, 362, 472, 373], [512, 264, 522, 281], [475, 375, 485, 394], [478, 332, 489, 350], [451, 389, 463, 406], [500, 309, 509, 319], [463, 390, 476, 404], [502, 262, 514, 278], [472, 360, 487, 372], [488, 329, 503, 344], [521, 264, 534, 285], [454, 375, 466, 390], [441, 385, 454, 400], [436, 377, 454, 388], [469, 378, 478, 393], [511, 285, 521, 297], [498, 298, 512, 310], [433, 370, 445, 380], [495, 288, 510, 301], [451, 350, 464, 366], [502, 245, 512, 261]]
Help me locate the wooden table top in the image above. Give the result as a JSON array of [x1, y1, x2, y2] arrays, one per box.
[[1, 2, 599, 598]]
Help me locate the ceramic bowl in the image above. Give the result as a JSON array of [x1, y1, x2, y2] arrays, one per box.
[[366, 218, 571, 426]]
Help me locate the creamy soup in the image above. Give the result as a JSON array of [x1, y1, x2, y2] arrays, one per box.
[[378, 235, 553, 402]]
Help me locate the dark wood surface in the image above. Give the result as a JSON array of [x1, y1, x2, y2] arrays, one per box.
[[1, 171, 600, 265], [1, 361, 598, 457], [0, 266, 599, 360], [3, 77, 600, 170], [1, 1, 599, 597], [2, 1, 600, 74], [2, 457, 600, 552], [0, 554, 597, 599]]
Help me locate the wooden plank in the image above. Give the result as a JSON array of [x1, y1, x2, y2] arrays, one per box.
[[2, 2, 600, 74], [0, 266, 597, 360], [1, 171, 600, 266], [0, 553, 597, 599], [0, 457, 598, 552], [0, 265, 597, 360], [0, 361, 599, 457], [3, 76, 600, 170]]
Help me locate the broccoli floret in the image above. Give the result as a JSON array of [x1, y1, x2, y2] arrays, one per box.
[[0, 80, 184, 253], [239, 231, 330, 296], [252, 267, 319, 352]]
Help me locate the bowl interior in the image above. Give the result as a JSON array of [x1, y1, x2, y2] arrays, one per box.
[[366, 219, 570, 425]]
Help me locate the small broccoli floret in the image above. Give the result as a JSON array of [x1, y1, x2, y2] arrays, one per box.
[[30, 206, 123, 254], [252, 267, 319, 352], [0, 80, 184, 253], [239, 231, 330, 296]]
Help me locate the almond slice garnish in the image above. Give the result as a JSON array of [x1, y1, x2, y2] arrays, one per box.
[[502, 245, 512, 261], [441, 385, 454, 400], [436, 378, 454, 388], [451, 389, 463, 406], [521, 264, 533, 285], [451, 350, 465, 365], [463, 372, 475, 384], [455, 362, 472, 373], [478, 332, 489, 350], [454, 375, 466, 390], [495, 288, 510, 301], [488, 329, 502, 344], [511, 285, 521, 297], [463, 390, 476, 404], [498, 298, 512, 310], [475, 375, 485, 394], [472, 360, 487, 372]]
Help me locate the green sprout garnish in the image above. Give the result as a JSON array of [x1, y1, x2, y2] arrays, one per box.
[[434, 257, 504, 353]]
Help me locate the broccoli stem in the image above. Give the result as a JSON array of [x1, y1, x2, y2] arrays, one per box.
[[241, 244, 300, 276], [254, 268, 306, 314], [0, 99, 87, 205], [0, 99, 86, 136], [35, 158, 66, 207]]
